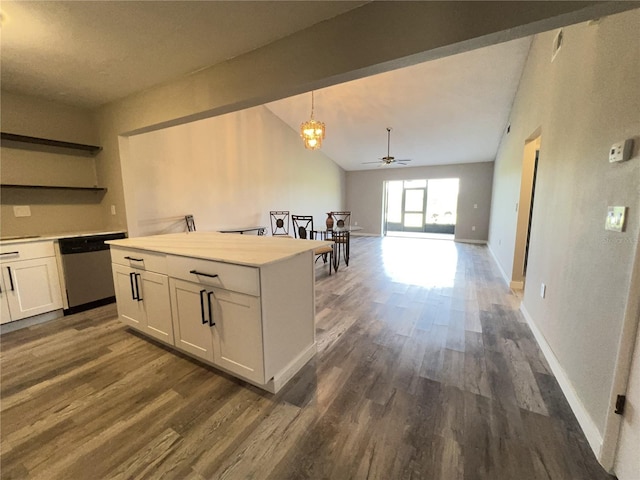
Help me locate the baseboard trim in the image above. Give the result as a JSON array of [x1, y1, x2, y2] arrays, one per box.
[[351, 232, 379, 237], [271, 342, 317, 393], [520, 303, 604, 459], [454, 238, 487, 244], [0, 309, 64, 334], [510, 280, 524, 289], [487, 244, 511, 287]]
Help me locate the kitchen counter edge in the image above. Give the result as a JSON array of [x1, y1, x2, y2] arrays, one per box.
[[107, 232, 332, 267]]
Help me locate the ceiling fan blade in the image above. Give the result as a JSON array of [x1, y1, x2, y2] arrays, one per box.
[[395, 159, 412, 162], [362, 161, 383, 164]]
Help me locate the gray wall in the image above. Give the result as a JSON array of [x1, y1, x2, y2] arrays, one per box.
[[0, 92, 106, 237], [92, 2, 630, 233], [488, 9, 640, 441], [346, 162, 494, 241]]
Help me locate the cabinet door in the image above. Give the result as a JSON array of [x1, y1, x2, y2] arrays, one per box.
[[211, 288, 264, 384], [112, 263, 144, 328], [169, 278, 214, 363], [139, 271, 173, 344], [1, 278, 11, 324], [2, 257, 63, 320]]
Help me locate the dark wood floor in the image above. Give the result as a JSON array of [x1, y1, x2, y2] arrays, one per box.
[[1, 237, 612, 479]]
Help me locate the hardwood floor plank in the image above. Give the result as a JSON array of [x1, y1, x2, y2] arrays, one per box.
[[0, 237, 614, 479]]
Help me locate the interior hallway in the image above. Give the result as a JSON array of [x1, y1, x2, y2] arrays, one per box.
[[0, 237, 612, 479]]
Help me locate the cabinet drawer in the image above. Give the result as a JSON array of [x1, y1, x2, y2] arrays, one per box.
[[110, 247, 167, 274], [0, 241, 55, 262], [167, 255, 260, 297]]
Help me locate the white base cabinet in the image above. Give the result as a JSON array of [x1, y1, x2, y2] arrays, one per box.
[[170, 278, 264, 384], [112, 262, 173, 345], [109, 234, 320, 393], [1, 241, 63, 323]]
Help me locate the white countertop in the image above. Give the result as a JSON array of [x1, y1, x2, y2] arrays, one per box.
[[107, 232, 333, 267], [0, 230, 127, 245]]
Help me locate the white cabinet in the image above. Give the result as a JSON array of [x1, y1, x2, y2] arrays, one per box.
[[111, 252, 173, 345], [0, 241, 63, 323], [169, 277, 264, 383], [169, 278, 216, 363], [1, 283, 11, 325], [109, 234, 319, 393], [213, 287, 263, 384]]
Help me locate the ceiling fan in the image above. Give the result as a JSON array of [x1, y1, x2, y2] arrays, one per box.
[[362, 127, 412, 166]]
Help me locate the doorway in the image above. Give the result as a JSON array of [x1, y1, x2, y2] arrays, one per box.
[[511, 134, 541, 289], [383, 178, 459, 238]]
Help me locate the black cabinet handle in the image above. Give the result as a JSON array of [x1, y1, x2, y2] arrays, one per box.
[[135, 273, 143, 301], [189, 270, 219, 279], [129, 272, 136, 300], [0, 251, 19, 256], [124, 256, 144, 262], [199, 289, 208, 324], [7, 267, 14, 291], [207, 291, 216, 326]]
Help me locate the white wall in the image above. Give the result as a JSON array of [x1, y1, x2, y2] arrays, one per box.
[[488, 9, 640, 454], [346, 162, 494, 241], [123, 106, 344, 237]]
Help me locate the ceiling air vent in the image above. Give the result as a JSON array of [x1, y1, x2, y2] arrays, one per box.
[[552, 29, 563, 62]]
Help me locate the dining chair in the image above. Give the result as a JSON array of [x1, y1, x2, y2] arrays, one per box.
[[185, 214, 196, 232], [291, 215, 333, 275], [331, 211, 351, 229], [270, 211, 290, 236], [331, 211, 352, 267]]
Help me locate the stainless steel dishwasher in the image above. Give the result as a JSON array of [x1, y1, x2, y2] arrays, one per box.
[[58, 232, 126, 314]]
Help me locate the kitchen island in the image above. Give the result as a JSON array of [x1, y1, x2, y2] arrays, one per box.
[[108, 232, 331, 393]]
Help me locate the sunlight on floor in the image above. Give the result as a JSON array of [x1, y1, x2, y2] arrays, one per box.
[[381, 237, 458, 288], [386, 231, 454, 240]]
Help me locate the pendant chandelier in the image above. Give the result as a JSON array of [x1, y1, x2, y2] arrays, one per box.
[[300, 91, 325, 150]]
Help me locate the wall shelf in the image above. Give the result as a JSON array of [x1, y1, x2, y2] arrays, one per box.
[[1, 184, 107, 192], [1, 132, 102, 156]]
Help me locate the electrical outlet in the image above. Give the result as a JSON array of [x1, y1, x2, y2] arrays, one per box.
[[13, 205, 31, 217], [110, 205, 116, 215], [472, 226, 476, 231], [540, 283, 546, 299], [474, 204, 478, 209]]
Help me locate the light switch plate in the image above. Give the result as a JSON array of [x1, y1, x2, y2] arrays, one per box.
[[13, 205, 31, 217], [605, 206, 627, 232], [609, 139, 633, 163]]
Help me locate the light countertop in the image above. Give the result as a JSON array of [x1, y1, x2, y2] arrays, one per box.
[[0, 230, 127, 245], [107, 232, 333, 267]]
